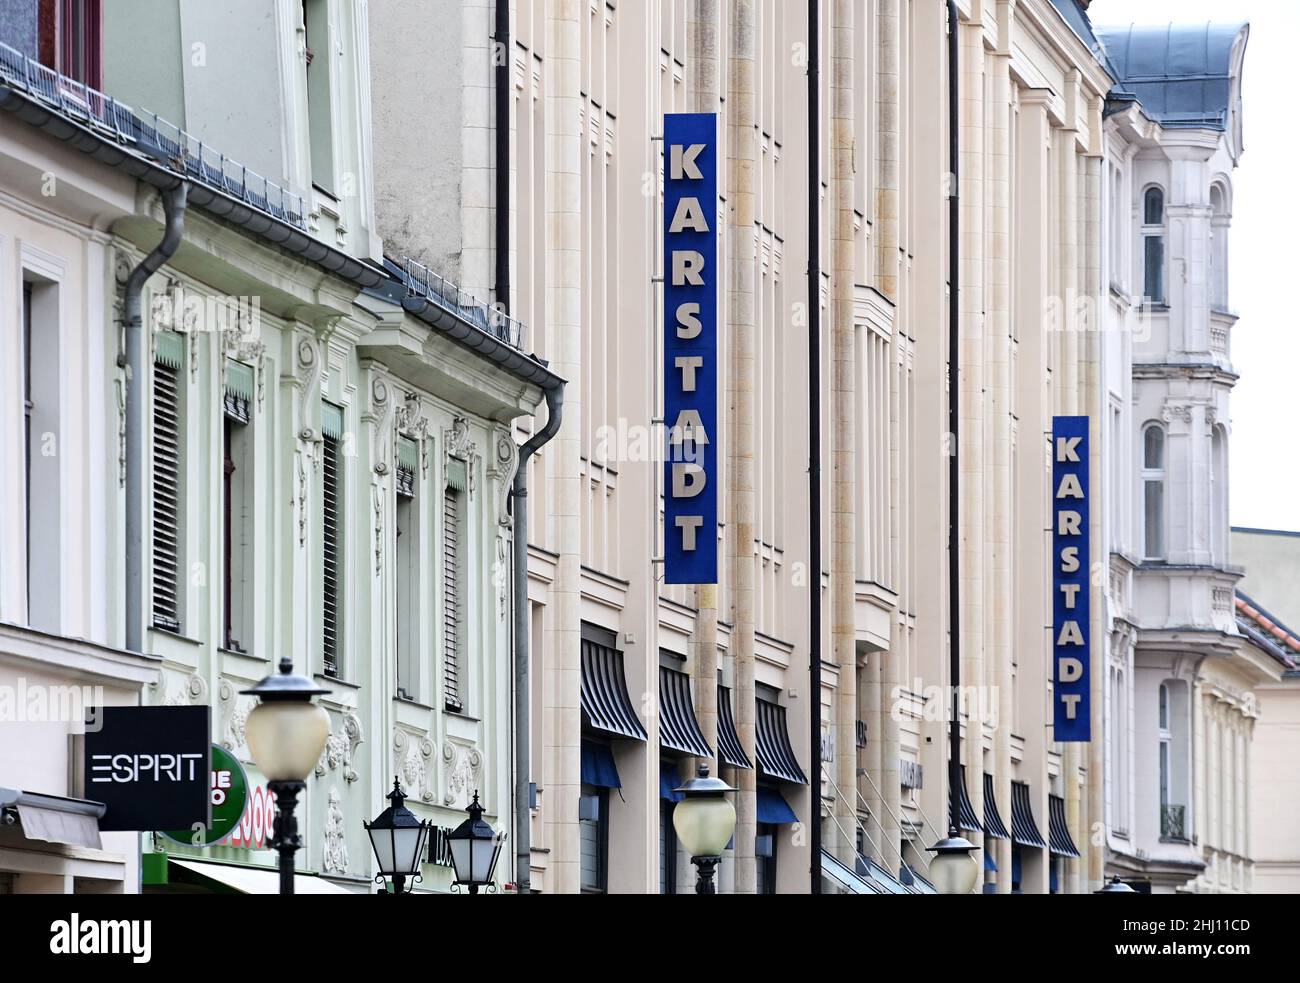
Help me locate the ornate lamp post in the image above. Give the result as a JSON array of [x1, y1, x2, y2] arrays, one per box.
[[241, 657, 331, 895], [365, 778, 432, 895], [672, 764, 737, 894], [1096, 875, 1137, 894], [447, 791, 504, 894]]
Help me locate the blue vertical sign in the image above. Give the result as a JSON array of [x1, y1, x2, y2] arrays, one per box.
[[663, 114, 718, 585], [1052, 416, 1091, 742]]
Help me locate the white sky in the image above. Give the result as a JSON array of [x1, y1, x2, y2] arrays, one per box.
[[1091, 0, 1300, 532]]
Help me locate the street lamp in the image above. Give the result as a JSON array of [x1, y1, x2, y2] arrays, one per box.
[[365, 778, 432, 895], [1095, 875, 1137, 894], [927, 830, 979, 896], [447, 791, 504, 893], [672, 764, 737, 894], [241, 656, 331, 895]]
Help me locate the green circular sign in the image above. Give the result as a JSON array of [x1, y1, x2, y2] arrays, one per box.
[[159, 744, 249, 847]]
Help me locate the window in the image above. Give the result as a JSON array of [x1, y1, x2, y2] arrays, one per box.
[[23, 275, 65, 633], [579, 786, 608, 893], [1210, 185, 1229, 311], [1158, 683, 1171, 810], [301, 0, 335, 193], [659, 793, 678, 894], [222, 360, 254, 653], [151, 331, 185, 632], [1141, 423, 1166, 560], [394, 437, 419, 700], [756, 821, 777, 894], [1141, 186, 1166, 305], [443, 458, 468, 713], [59, 0, 101, 86], [1158, 681, 1188, 841], [321, 402, 344, 678], [1211, 427, 1227, 564]]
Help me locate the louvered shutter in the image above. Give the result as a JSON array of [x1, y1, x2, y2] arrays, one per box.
[[442, 459, 466, 712], [151, 332, 184, 631], [321, 402, 344, 677]]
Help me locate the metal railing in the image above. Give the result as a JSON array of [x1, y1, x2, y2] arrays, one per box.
[[0, 41, 306, 230], [398, 256, 526, 352], [1160, 803, 1187, 841]]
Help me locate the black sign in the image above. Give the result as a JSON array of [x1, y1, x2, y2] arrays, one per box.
[[84, 706, 211, 831]]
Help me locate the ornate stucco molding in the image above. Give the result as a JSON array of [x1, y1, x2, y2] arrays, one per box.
[[316, 711, 364, 783], [442, 740, 483, 808], [322, 789, 349, 874], [393, 729, 435, 803], [443, 416, 481, 497]]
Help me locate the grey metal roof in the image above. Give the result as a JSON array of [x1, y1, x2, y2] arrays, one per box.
[[1049, 0, 1121, 79], [1095, 21, 1249, 132]]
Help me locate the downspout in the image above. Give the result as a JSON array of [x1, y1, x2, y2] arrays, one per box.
[[121, 182, 188, 654], [513, 384, 564, 895], [807, 0, 822, 894], [494, 0, 510, 314]]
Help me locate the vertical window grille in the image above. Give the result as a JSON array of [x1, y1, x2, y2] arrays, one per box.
[[395, 436, 419, 700], [151, 330, 185, 631], [443, 457, 468, 713], [321, 402, 344, 678], [222, 360, 254, 653]]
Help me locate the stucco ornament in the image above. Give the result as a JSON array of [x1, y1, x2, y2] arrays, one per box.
[[316, 711, 364, 783], [322, 789, 349, 874], [486, 424, 519, 529], [394, 729, 434, 803], [218, 678, 251, 754], [442, 741, 483, 808], [395, 391, 432, 479], [159, 672, 208, 707], [443, 416, 481, 496], [222, 314, 267, 414]]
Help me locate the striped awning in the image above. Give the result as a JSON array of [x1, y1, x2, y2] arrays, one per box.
[[1010, 781, 1048, 849], [580, 638, 647, 741], [983, 773, 1010, 841], [756, 698, 807, 785], [948, 765, 981, 834], [1048, 794, 1081, 858], [659, 666, 711, 757], [716, 686, 752, 770]]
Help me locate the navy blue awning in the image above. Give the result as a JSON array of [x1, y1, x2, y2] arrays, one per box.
[[1049, 794, 1081, 858], [580, 637, 648, 741], [756, 787, 797, 825], [756, 699, 808, 785], [659, 666, 712, 757], [660, 761, 684, 803], [581, 740, 621, 789], [717, 686, 753, 770], [1010, 781, 1048, 849], [948, 765, 981, 834], [985, 851, 998, 873], [983, 772, 1011, 840]]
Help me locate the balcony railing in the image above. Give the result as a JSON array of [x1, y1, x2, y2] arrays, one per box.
[[397, 257, 526, 352], [1161, 803, 1187, 841], [0, 41, 305, 230]]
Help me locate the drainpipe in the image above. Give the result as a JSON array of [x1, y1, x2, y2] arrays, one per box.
[[945, 0, 962, 839], [512, 384, 564, 895], [494, 0, 510, 313], [120, 183, 188, 654]]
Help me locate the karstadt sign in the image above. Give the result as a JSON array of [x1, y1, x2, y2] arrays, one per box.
[[663, 113, 719, 585], [1052, 416, 1091, 742]]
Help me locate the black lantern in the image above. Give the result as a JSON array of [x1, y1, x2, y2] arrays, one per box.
[[241, 657, 331, 896], [672, 764, 737, 894], [364, 778, 432, 895], [1095, 875, 1137, 894], [447, 791, 503, 893]]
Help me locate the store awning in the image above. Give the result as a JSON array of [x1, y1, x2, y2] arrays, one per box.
[[0, 787, 103, 850], [1010, 781, 1048, 849], [659, 666, 711, 757], [948, 765, 981, 834], [581, 740, 622, 789], [756, 787, 797, 825], [716, 686, 752, 770], [821, 849, 884, 894], [1048, 795, 1081, 858], [755, 698, 808, 785], [580, 637, 648, 741], [856, 854, 912, 894], [167, 858, 354, 894], [983, 773, 1010, 841]]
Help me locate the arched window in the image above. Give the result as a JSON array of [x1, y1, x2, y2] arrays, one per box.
[[1210, 185, 1230, 311], [1142, 423, 1166, 560], [1142, 186, 1166, 305]]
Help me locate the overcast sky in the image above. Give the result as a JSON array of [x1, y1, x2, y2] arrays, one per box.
[[1091, 0, 1299, 532]]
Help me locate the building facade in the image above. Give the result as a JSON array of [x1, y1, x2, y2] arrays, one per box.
[[1095, 19, 1284, 894], [0, 0, 555, 894]]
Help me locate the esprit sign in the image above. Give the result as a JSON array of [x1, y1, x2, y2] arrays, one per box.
[[663, 113, 719, 585], [84, 706, 210, 831], [1052, 416, 1091, 742]]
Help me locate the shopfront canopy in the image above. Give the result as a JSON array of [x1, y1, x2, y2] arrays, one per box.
[[580, 635, 648, 741], [0, 787, 103, 850]]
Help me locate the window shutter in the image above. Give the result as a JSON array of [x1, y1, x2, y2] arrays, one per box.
[[322, 402, 343, 678], [151, 333, 184, 631], [443, 477, 463, 712]]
